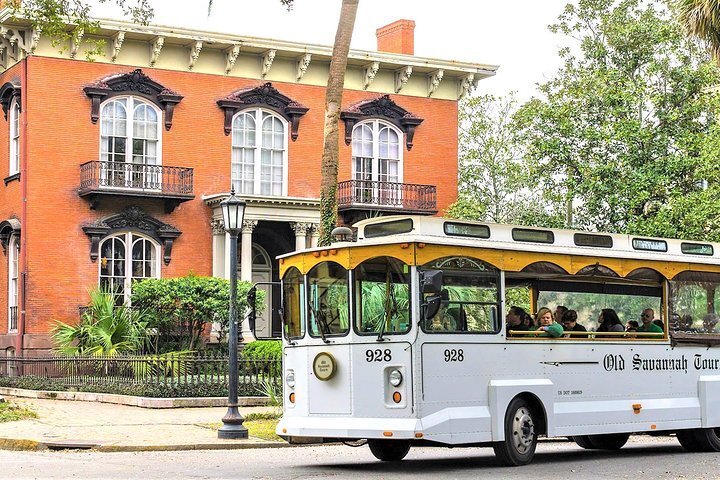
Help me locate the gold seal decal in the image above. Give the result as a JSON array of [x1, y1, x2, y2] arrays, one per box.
[[312, 352, 337, 381]]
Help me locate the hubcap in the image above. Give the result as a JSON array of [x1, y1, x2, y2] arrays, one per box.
[[512, 407, 535, 453]]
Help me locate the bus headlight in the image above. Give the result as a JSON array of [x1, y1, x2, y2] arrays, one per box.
[[389, 369, 403, 387], [285, 370, 296, 389]]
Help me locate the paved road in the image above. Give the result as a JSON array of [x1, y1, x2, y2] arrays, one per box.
[[3, 436, 720, 479]]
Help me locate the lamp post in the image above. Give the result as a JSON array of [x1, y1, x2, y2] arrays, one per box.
[[218, 188, 249, 440]]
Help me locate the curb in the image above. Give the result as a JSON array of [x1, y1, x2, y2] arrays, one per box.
[[0, 436, 293, 452], [0, 387, 269, 409]]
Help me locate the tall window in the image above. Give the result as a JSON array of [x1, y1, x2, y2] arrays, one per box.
[[100, 97, 161, 189], [9, 97, 19, 176], [231, 109, 287, 196], [351, 120, 402, 204], [99, 232, 159, 305], [7, 235, 18, 332]]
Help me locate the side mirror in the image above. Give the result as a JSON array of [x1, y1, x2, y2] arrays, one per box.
[[421, 269, 443, 295], [423, 289, 449, 321], [246, 287, 257, 333]]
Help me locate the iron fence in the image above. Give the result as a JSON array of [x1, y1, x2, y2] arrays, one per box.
[[0, 353, 279, 393]]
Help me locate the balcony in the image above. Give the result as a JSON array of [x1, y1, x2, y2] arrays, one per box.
[[78, 161, 194, 213], [337, 180, 437, 223]]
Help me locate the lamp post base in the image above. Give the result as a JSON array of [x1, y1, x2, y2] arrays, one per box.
[[218, 406, 249, 439]]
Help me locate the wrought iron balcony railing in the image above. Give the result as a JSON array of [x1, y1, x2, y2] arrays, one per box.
[[78, 161, 194, 212], [9, 305, 17, 332], [337, 179, 437, 214]]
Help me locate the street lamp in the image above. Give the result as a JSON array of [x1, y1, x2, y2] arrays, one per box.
[[218, 188, 248, 440]]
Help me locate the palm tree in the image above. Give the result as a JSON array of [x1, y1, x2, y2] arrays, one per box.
[[675, 0, 720, 63]]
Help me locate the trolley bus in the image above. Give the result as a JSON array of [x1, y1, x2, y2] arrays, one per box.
[[270, 215, 720, 465]]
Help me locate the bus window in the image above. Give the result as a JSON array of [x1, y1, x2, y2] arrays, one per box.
[[354, 256, 410, 336], [671, 271, 720, 334], [421, 256, 500, 334], [307, 261, 350, 338], [282, 267, 305, 339]]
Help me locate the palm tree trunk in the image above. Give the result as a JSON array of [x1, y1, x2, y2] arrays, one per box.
[[318, 0, 359, 246]]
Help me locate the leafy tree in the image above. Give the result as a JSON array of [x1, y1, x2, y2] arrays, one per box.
[[515, 0, 720, 239], [447, 93, 566, 227], [130, 275, 262, 352], [52, 287, 150, 356]]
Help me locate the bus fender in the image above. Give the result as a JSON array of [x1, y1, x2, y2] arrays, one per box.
[[699, 375, 720, 428], [488, 379, 554, 441]]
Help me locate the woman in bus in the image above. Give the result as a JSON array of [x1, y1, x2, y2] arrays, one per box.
[[536, 307, 564, 337], [597, 308, 624, 333]]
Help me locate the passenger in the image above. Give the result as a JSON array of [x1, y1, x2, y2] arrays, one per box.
[[561, 310, 586, 337], [653, 319, 665, 331], [522, 312, 534, 330], [535, 307, 564, 338], [625, 320, 639, 332], [597, 308, 624, 333], [506, 306, 529, 336], [679, 314, 695, 332], [554, 305, 568, 323], [637, 308, 663, 334], [703, 313, 719, 333]]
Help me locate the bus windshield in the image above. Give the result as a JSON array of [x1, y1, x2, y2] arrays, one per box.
[[307, 261, 350, 338], [354, 256, 411, 335]]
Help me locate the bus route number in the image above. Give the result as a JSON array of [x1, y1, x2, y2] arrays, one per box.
[[366, 349, 392, 362], [444, 349, 464, 362]]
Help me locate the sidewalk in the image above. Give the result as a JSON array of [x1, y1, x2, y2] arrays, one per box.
[[0, 391, 290, 452]]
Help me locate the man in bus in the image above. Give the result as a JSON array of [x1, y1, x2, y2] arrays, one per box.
[[561, 309, 587, 337], [554, 305, 568, 324], [638, 308, 663, 334], [506, 306, 529, 336]]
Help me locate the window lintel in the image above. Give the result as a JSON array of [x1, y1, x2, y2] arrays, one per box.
[[0, 81, 21, 120], [341, 95, 424, 150]]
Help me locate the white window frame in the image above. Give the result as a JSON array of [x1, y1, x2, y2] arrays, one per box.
[[9, 97, 19, 176], [99, 96, 163, 190], [7, 234, 18, 333], [98, 232, 161, 305], [231, 108, 288, 196], [351, 119, 404, 205]]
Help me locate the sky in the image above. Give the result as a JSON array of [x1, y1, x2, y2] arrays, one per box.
[[92, 0, 571, 101]]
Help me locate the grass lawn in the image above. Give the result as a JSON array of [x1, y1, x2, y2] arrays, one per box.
[[206, 411, 284, 442], [0, 401, 38, 423]]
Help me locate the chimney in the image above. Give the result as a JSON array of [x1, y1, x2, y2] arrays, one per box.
[[376, 19, 415, 55]]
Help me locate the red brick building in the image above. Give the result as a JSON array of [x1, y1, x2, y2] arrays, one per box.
[[0, 12, 496, 355]]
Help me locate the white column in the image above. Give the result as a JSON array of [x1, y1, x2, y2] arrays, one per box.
[[291, 222, 310, 251], [309, 223, 320, 248], [240, 220, 257, 283], [210, 219, 226, 279], [239, 220, 258, 342]]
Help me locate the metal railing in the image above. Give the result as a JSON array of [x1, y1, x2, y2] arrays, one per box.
[[8, 306, 17, 332], [337, 179, 437, 212], [0, 353, 279, 393], [79, 161, 194, 196]]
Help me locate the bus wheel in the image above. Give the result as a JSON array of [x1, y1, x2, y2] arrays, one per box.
[[367, 439, 411, 461], [586, 433, 630, 450], [689, 428, 720, 452], [493, 397, 537, 466], [571, 436, 595, 449], [676, 429, 702, 452]]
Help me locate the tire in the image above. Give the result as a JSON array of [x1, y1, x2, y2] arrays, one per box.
[[493, 397, 538, 466], [367, 439, 411, 461], [572, 435, 595, 449], [688, 428, 720, 452], [586, 433, 630, 450], [677, 429, 703, 452]]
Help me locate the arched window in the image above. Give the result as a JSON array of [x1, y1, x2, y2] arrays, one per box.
[[7, 235, 18, 332], [231, 109, 287, 196], [100, 97, 161, 189], [99, 232, 160, 305], [9, 97, 19, 175], [352, 120, 403, 204]]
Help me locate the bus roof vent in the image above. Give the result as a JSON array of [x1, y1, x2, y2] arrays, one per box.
[[331, 226, 354, 242]]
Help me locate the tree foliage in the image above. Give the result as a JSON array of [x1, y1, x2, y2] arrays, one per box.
[[674, 0, 720, 63], [513, 0, 720, 240], [131, 275, 262, 352]]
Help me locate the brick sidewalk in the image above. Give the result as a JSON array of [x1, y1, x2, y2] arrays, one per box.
[[0, 396, 288, 452]]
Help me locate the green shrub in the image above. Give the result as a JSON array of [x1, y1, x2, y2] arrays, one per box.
[[241, 340, 282, 361]]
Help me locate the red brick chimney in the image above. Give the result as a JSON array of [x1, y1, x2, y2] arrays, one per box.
[[376, 19, 415, 55]]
